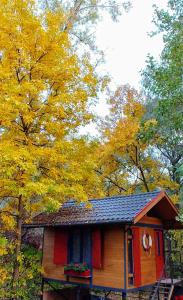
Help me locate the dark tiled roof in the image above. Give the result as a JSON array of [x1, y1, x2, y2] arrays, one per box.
[[29, 191, 162, 227]]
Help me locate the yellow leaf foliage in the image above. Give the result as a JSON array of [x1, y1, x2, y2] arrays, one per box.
[[0, 0, 102, 285], [97, 85, 179, 196]]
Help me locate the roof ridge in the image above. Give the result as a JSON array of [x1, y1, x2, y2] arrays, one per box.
[[87, 190, 160, 203]]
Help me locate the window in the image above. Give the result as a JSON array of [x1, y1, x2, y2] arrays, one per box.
[[69, 228, 91, 264]]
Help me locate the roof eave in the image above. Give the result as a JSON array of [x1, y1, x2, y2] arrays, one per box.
[[133, 191, 178, 224], [22, 219, 133, 228]]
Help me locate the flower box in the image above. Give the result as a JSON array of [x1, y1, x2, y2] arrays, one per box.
[[64, 269, 91, 278], [64, 263, 91, 278]]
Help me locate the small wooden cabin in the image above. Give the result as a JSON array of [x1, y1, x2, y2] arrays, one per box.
[[26, 190, 182, 297]]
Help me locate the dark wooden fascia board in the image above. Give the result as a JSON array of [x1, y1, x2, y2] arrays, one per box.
[[22, 220, 131, 228], [133, 191, 178, 224]]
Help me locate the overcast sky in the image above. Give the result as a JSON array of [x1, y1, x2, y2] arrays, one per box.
[[83, 0, 169, 134], [96, 0, 168, 89]]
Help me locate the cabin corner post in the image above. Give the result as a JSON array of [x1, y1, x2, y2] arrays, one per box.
[[123, 226, 127, 292], [76, 286, 80, 300], [90, 227, 93, 288], [41, 227, 45, 268], [40, 227, 45, 299], [122, 291, 127, 300]]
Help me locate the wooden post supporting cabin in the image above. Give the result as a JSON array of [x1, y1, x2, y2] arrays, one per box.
[[122, 292, 127, 300], [76, 287, 80, 300]]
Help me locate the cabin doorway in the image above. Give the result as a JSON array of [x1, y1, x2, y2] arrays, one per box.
[[155, 230, 164, 279]]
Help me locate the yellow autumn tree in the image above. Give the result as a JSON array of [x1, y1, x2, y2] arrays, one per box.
[[0, 0, 102, 297], [97, 84, 178, 196]]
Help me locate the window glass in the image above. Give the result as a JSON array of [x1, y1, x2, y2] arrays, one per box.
[[70, 229, 81, 263], [128, 238, 133, 273], [83, 229, 91, 264], [69, 228, 91, 264]]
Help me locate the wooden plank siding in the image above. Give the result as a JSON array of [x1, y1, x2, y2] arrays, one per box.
[[42, 228, 65, 281], [67, 276, 90, 285], [43, 228, 90, 284], [133, 192, 177, 224], [138, 216, 162, 286], [126, 217, 162, 289], [42, 229, 91, 285], [43, 226, 125, 289], [139, 215, 163, 225], [92, 226, 124, 289], [43, 220, 160, 290], [139, 226, 157, 286]]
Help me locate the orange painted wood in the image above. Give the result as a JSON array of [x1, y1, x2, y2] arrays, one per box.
[[43, 227, 124, 289], [139, 216, 162, 225], [134, 191, 178, 224], [92, 226, 124, 289], [43, 225, 159, 289], [42, 228, 65, 281], [68, 276, 90, 285]]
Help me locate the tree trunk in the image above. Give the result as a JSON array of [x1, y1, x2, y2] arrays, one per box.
[[138, 165, 150, 192], [11, 195, 23, 299]]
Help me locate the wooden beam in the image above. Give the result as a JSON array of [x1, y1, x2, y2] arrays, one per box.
[[133, 191, 178, 224]]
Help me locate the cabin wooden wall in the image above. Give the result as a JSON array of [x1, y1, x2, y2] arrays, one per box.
[[139, 226, 157, 286], [42, 226, 125, 289], [126, 216, 163, 289], [139, 216, 162, 226], [42, 228, 65, 281], [139, 216, 163, 286], [93, 226, 124, 289], [43, 218, 162, 290], [42, 228, 90, 285]]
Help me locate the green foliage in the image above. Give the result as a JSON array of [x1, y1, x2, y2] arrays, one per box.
[[0, 236, 7, 248], [176, 164, 183, 179], [141, 0, 183, 193], [64, 262, 89, 272], [44, 280, 65, 291], [0, 245, 42, 300]]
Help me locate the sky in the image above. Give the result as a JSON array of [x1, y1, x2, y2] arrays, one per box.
[[81, 0, 169, 134], [95, 0, 168, 111]]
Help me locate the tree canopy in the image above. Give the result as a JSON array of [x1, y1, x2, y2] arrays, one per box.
[[96, 84, 178, 196], [141, 0, 183, 191], [0, 0, 102, 296]]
